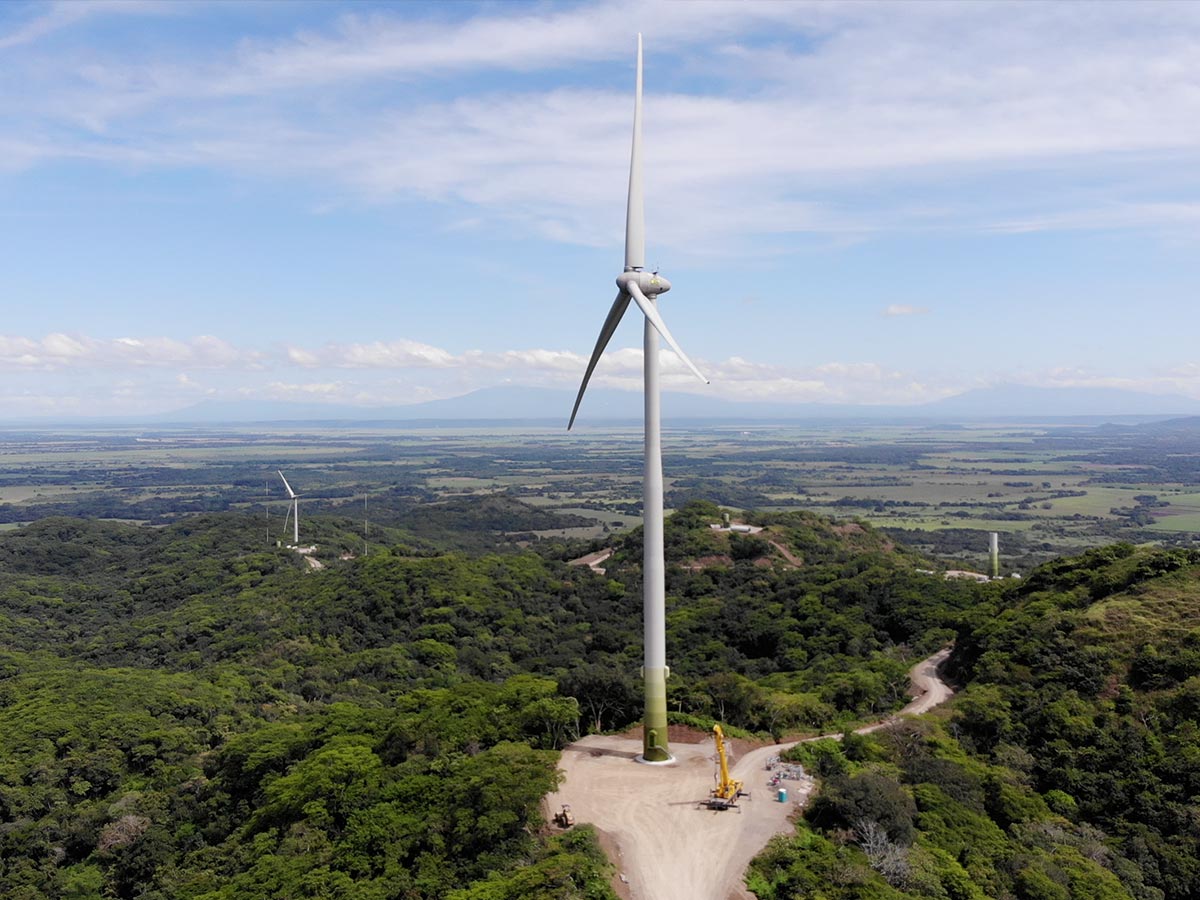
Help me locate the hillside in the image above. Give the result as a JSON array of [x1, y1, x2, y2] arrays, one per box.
[[0, 500, 982, 899], [749, 543, 1200, 900], [11, 508, 1200, 900], [8, 502, 1199, 899], [950, 545, 1200, 897]]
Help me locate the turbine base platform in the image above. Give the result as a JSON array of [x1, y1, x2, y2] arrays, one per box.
[[634, 753, 676, 766]]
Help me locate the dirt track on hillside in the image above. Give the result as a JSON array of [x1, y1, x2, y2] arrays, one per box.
[[545, 648, 954, 900]]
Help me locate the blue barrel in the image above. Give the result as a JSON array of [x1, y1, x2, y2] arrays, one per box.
[[777, 788, 788, 803]]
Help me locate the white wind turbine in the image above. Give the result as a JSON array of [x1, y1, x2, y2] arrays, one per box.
[[568, 34, 708, 763], [278, 470, 300, 546]]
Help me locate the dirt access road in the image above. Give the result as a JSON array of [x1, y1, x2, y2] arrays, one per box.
[[545, 647, 954, 900]]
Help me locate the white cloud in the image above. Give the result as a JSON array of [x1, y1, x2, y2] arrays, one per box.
[[41, 333, 88, 359], [5, 327, 1200, 415], [474, 349, 587, 373], [0, 329, 980, 408], [288, 340, 458, 369], [5, 1, 1200, 250], [992, 202, 1200, 235], [5, 395, 85, 413], [265, 380, 345, 398], [0, 333, 261, 369], [39, 1, 806, 101], [286, 346, 320, 366], [0, 1, 157, 51], [949, 363, 1200, 402], [6, 328, 1200, 411], [883, 304, 929, 317]]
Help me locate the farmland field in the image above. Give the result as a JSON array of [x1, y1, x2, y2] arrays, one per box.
[[0, 416, 1196, 573]]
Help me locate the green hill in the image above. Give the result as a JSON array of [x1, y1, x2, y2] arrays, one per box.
[[750, 544, 1200, 900], [0, 499, 983, 899], [16, 501, 1200, 899]]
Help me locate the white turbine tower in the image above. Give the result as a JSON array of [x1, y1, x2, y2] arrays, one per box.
[[278, 470, 299, 546], [568, 34, 708, 763]]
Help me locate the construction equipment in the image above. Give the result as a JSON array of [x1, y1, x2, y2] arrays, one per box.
[[552, 804, 575, 828], [706, 725, 748, 810]]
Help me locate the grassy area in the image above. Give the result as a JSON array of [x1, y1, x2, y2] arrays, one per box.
[[1041, 487, 1139, 516], [0, 485, 88, 503], [858, 514, 1043, 533], [1148, 513, 1200, 532], [1085, 571, 1200, 636]]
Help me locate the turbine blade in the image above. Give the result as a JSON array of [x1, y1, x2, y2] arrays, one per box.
[[568, 290, 632, 429], [628, 281, 708, 384], [277, 469, 295, 498], [625, 33, 644, 271]]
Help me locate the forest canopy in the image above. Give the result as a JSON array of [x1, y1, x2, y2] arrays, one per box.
[[1, 499, 1198, 899]]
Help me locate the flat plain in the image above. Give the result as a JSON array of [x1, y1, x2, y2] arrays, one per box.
[[0, 416, 1196, 571]]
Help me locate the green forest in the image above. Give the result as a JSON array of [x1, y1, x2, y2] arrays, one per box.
[[1, 496, 1199, 899], [749, 543, 1200, 900]]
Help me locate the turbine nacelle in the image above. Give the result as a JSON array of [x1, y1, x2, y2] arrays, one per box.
[[618, 270, 671, 298], [567, 34, 706, 433]]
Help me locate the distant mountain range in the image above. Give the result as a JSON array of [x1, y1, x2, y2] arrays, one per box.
[[140, 384, 1200, 424]]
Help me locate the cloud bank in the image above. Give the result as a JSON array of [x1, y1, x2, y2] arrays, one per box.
[[1, 330, 1197, 416], [4, 1, 1200, 252]]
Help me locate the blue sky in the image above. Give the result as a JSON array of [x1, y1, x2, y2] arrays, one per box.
[[1, 0, 1198, 416]]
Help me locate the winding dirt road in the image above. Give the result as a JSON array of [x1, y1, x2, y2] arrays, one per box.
[[545, 647, 955, 900]]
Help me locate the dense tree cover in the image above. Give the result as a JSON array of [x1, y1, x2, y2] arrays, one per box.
[[0, 499, 975, 897], [1054, 420, 1200, 484], [0, 661, 597, 899], [750, 723, 1137, 900], [9, 498, 1199, 898], [0, 504, 972, 727], [950, 544, 1200, 899], [600, 502, 980, 734], [749, 543, 1200, 900], [358, 494, 595, 551]]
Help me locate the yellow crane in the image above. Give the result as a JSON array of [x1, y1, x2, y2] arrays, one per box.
[[707, 725, 747, 810]]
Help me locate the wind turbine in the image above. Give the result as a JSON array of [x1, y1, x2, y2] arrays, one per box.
[[568, 34, 708, 763], [278, 470, 299, 546]]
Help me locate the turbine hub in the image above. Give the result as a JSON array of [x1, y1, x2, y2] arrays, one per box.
[[618, 270, 671, 297]]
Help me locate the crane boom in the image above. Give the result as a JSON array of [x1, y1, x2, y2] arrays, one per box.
[[709, 724, 745, 809]]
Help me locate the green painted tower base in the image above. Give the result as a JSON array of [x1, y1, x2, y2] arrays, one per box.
[[640, 666, 672, 762]]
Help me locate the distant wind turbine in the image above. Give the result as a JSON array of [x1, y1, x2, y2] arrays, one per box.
[[278, 470, 300, 546], [568, 34, 708, 763]]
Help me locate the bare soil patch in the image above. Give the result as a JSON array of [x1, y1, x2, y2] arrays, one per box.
[[767, 540, 803, 567], [831, 522, 866, 535], [683, 554, 734, 571], [550, 649, 954, 900], [546, 734, 813, 900]]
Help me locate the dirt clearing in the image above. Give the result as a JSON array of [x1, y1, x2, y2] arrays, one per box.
[[546, 734, 812, 900], [546, 649, 953, 900]]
